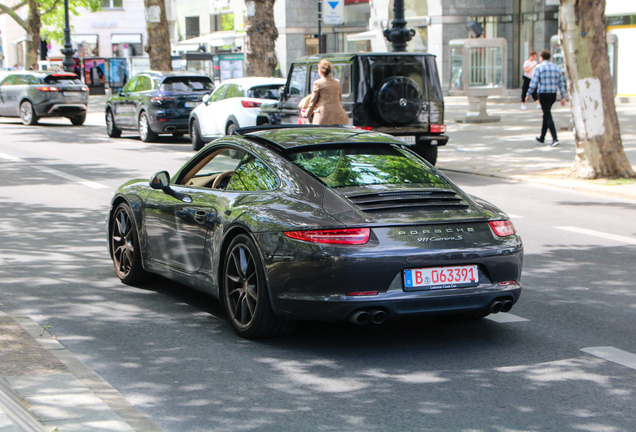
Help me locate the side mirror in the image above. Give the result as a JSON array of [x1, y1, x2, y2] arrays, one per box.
[[278, 86, 286, 100], [150, 171, 170, 189], [202, 93, 211, 105]]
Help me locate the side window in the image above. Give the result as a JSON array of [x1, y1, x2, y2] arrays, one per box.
[[13, 75, 26, 85], [122, 78, 137, 93], [288, 65, 307, 96], [1, 75, 15, 86], [23, 75, 40, 85], [178, 148, 247, 188], [209, 84, 229, 102], [138, 76, 152, 91], [309, 65, 320, 92], [332, 64, 351, 96], [226, 155, 279, 192], [225, 84, 244, 99]]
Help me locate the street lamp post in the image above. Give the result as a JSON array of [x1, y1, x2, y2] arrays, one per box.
[[61, 0, 75, 72], [383, 0, 415, 52]]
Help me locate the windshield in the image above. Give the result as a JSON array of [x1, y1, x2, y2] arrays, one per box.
[[160, 77, 214, 92], [247, 85, 281, 100], [288, 146, 450, 189]]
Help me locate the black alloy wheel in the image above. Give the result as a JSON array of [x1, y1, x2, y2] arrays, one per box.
[[190, 118, 205, 151], [106, 109, 122, 138], [138, 111, 158, 142], [71, 113, 86, 126], [110, 203, 149, 285], [20, 100, 38, 125], [223, 234, 295, 338]]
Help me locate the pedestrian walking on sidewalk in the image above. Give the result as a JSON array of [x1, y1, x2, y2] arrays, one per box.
[[521, 51, 539, 110], [526, 50, 566, 147], [304, 59, 349, 125]]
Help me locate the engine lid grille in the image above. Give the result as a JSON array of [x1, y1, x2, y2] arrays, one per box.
[[345, 189, 468, 213]]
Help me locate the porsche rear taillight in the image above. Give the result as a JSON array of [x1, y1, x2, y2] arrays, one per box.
[[37, 86, 59, 92], [241, 100, 262, 108], [488, 220, 516, 237], [284, 228, 370, 245]]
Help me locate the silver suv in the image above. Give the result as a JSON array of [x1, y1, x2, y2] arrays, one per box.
[[0, 71, 89, 125]]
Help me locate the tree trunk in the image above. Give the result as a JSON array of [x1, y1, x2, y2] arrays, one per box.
[[559, 0, 635, 179], [143, 0, 172, 71], [244, 0, 278, 77], [25, 0, 41, 68]]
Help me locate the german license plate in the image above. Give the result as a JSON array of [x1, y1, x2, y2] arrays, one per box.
[[185, 102, 199, 108], [62, 92, 77, 97], [404, 265, 479, 290], [396, 136, 416, 145]]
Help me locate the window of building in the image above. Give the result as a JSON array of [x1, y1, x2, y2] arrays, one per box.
[[102, 0, 123, 9], [345, 1, 370, 26], [210, 13, 235, 32], [111, 34, 143, 57], [186, 16, 201, 40]]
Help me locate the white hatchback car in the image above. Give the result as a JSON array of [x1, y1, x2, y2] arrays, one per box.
[[189, 77, 286, 150]]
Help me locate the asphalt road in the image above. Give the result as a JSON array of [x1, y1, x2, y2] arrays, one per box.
[[1, 119, 636, 432]]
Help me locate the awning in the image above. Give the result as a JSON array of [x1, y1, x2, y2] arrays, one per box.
[[346, 30, 378, 42], [72, 34, 98, 44], [111, 34, 142, 44], [177, 31, 245, 51]]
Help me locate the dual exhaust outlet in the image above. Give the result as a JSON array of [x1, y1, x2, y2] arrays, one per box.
[[488, 298, 513, 314], [348, 309, 387, 325]]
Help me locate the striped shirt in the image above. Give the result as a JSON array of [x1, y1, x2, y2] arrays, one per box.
[[526, 60, 566, 97]]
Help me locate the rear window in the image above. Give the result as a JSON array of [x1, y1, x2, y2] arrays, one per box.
[[247, 85, 281, 100], [288, 146, 449, 189], [44, 75, 81, 85], [160, 77, 214, 92]]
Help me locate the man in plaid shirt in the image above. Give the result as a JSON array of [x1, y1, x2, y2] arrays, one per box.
[[526, 50, 566, 147]]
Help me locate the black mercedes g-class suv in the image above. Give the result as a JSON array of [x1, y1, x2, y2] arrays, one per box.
[[257, 52, 448, 165]]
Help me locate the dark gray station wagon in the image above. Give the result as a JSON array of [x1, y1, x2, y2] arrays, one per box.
[[0, 71, 89, 125]]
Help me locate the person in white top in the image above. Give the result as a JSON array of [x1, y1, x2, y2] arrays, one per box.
[[521, 51, 539, 110]]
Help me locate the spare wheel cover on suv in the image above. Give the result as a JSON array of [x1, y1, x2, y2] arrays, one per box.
[[374, 77, 423, 126]]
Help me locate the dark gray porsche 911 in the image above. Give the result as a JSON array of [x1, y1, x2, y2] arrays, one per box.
[[107, 125, 522, 338]]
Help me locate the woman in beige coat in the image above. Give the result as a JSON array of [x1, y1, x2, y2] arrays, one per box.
[[304, 60, 350, 125]]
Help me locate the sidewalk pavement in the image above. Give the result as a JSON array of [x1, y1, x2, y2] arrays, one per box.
[[438, 101, 636, 202], [0, 311, 164, 432]]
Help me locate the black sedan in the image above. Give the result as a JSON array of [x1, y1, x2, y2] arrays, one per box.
[[107, 126, 523, 338], [105, 71, 214, 142]]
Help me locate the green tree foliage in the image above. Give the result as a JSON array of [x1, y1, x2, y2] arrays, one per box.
[[40, 0, 102, 45]]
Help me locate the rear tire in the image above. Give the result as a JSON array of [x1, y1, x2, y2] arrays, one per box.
[[139, 111, 158, 142], [106, 109, 122, 138], [226, 121, 238, 135], [109, 203, 150, 285], [71, 113, 86, 126], [190, 118, 205, 151], [223, 234, 296, 338], [20, 101, 38, 125]]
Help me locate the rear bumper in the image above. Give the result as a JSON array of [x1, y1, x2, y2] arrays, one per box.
[[150, 119, 189, 134], [35, 102, 88, 117]]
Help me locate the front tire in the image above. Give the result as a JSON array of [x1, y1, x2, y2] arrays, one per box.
[[20, 101, 38, 125], [109, 203, 150, 285], [106, 109, 122, 138], [223, 234, 295, 338], [190, 118, 205, 151], [71, 113, 86, 126], [139, 111, 158, 142]]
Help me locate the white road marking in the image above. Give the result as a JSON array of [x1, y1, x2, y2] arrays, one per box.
[[0, 152, 109, 189], [581, 347, 636, 371], [556, 226, 636, 245], [485, 313, 529, 323], [0, 152, 22, 161]]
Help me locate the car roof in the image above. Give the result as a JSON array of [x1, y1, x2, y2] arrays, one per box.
[[292, 52, 437, 63], [216, 77, 286, 88], [240, 125, 407, 151]]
